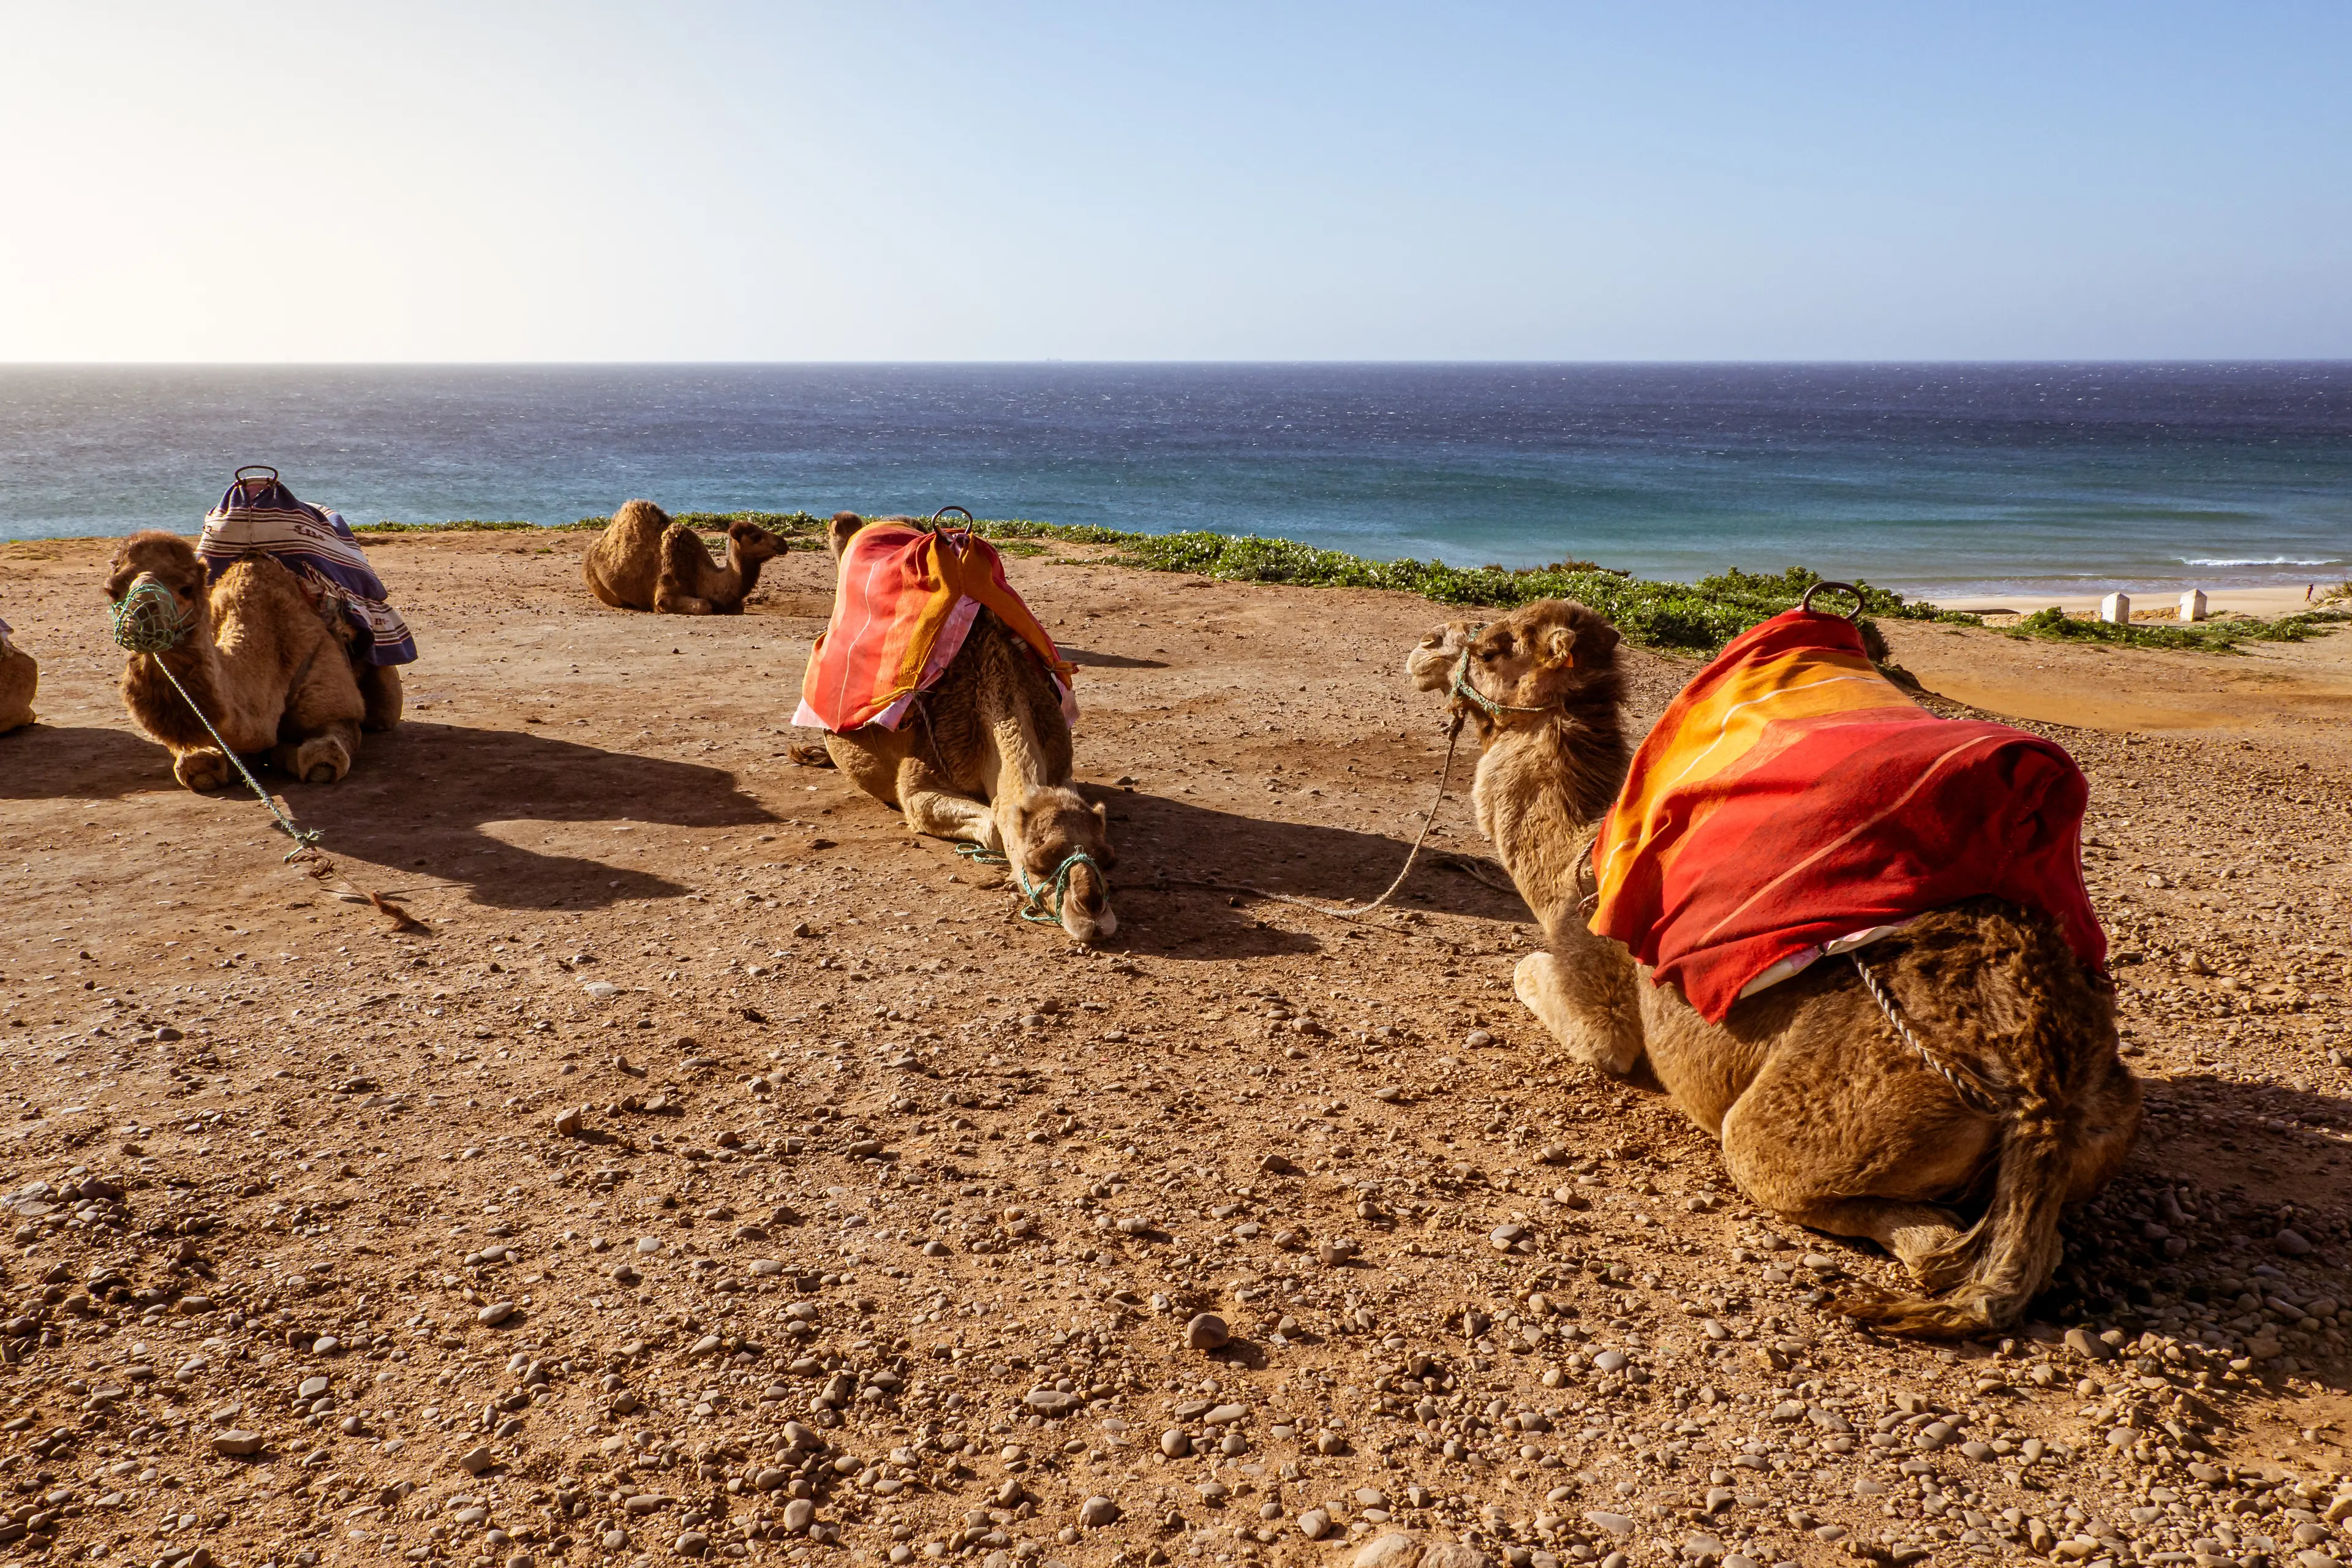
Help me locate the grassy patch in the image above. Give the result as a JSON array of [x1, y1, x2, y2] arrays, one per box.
[[352, 519, 551, 535], [346, 508, 2342, 657], [2003, 606, 2352, 654]]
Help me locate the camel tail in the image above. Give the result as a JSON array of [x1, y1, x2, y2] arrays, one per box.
[[1837, 900, 2136, 1340], [1838, 1106, 2072, 1338]]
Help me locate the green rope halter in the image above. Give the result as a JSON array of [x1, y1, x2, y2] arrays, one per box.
[[957, 841, 1104, 926], [109, 576, 322, 859], [1451, 644, 1556, 719]]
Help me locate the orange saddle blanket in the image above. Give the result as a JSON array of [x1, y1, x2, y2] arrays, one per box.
[[794, 522, 1074, 734]]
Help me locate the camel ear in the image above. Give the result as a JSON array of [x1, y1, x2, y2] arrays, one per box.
[[1542, 626, 1579, 667], [1548, 616, 1618, 667], [1090, 803, 1116, 867], [826, 512, 865, 562]]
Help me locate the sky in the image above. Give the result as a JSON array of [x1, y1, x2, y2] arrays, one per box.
[[5, 2, 2348, 363]]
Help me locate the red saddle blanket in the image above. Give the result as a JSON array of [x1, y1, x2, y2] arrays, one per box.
[[1588, 606, 2105, 1021], [794, 523, 1074, 734]]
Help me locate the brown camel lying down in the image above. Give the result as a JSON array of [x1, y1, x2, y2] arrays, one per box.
[[582, 499, 787, 614], [0, 620, 35, 734], [1408, 600, 2139, 1336], [816, 513, 1117, 944], [107, 531, 396, 789]]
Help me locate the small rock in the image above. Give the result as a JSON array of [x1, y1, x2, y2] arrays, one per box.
[[1591, 1350, 1629, 1374], [1682, 1535, 1726, 1564], [478, 1300, 516, 1327], [675, 1531, 710, 1557], [1159, 1429, 1190, 1458], [1585, 1510, 1636, 1536], [1204, 1402, 1248, 1427], [1353, 1535, 1425, 1568], [299, 1376, 330, 1399], [782, 1499, 815, 1533], [1465, 1030, 1494, 1048], [1077, 1496, 1121, 1528], [1024, 1388, 1080, 1417], [1185, 1313, 1231, 1351], [1259, 1154, 1298, 1175], [212, 1430, 263, 1457], [1298, 1507, 1333, 1540], [455, 1444, 495, 1476], [582, 981, 618, 1001], [2064, 1327, 2116, 1361], [2274, 1227, 2314, 1256], [554, 1106, 584, 1137]]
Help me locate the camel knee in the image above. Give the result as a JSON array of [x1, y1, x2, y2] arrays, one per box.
[[1775, 1196, 1969, 1281], [173, 747, 233, 791], [904, 789, 995, 847], [359, 663, 403, 731], [276, 729, 353, 785], [655, 585, 711, 615], [1515, 951, 1643, 1076]]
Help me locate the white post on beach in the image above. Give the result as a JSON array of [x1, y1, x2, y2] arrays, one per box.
[[2179, 589, 2207, 624], [2099, 592, 2131, 625]]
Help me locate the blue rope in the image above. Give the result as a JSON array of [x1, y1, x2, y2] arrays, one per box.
[[110, 577, 323, 861], [956, 840, 1101, 926]]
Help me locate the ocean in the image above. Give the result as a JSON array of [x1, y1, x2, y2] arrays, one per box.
[[2, 363, 2346, 601]]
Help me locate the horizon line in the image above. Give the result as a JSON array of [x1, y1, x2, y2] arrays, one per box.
[[6, 356, 2352, 371]]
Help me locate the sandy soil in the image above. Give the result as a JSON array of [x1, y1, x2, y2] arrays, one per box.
[[1, 531, 2349, 1568]]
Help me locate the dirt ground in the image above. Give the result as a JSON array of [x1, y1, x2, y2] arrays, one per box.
[[1, 530, 2348, 1568]]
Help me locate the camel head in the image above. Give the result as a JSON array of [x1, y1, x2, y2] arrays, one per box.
[[726, 519, 790, 568], [826, 511, 867, 562], [1008, 784, 1118, 944], [1409, 599, 1621, 720], [105, 531, 211, 643]]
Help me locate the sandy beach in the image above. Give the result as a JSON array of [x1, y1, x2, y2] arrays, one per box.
[[1929, 586, 2342, 622], [1, 530, 2348, 1567]]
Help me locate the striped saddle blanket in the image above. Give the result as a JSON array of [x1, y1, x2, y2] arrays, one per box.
[[198, 472, 417, 666], [794, 522, 1074, 733], [1588, 604, 2104, 1022]]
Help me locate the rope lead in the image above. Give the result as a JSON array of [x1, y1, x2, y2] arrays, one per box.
[[957, 842, 1101, 927]]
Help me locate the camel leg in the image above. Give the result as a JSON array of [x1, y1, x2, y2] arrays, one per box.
[[654, 579, 714, 615], [271, 718, 359, 785], [173, 746, 235, 791], [358, 662, 402, 731], [1772, 1196, 1971, 1283], [1517, 924, 1645, 1076]]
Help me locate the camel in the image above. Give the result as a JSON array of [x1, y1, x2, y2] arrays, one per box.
[[1406, 601, 2139, 1336], [106, 530, 395, 790], [0, 621, 35, 734], [818, 513, 1117, 944], [582, 500, 786, 614]]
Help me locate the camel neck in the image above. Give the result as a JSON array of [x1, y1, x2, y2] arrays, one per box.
[[728, 542, 767, 597]]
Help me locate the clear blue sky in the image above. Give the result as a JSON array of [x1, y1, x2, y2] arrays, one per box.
[[7, 2, 2347, 361]]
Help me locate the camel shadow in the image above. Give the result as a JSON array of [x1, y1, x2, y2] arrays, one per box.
[[277, 722, 777, 911], [0, 723, 183, 800], [1061, 647, 1168, 670], [1085, 790, 1531, 960]]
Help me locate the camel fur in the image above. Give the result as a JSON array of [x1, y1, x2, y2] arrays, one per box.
[[1407, 601, 2140, 1336], [0, 623, 36, 734], [818, 513, 1117, 944], [583, 499, 785, 615], [107, 531, 395, 790]]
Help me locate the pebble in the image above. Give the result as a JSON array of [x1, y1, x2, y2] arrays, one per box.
[[2275, 1227, 2314, 1255], [1185, 1313, 1231, 1351], [1024, 1388, 1080, 1416], [1298, 1507, 1333, 1540], [782, 1499, 815, 1533], [1077, 1496, 1121, 1528], [1586, 1510, 1636, 1536], [1591, 1350, 1629, 1374], [478, 1300, 516, 1327], [675, 1531, 710, 1557], [1159, 1428, 1190, 1458], [298, 1376, 330, 1399], [2064, 1327, 2116, 1361], [456, 1445, 494, 1476], [211, 1430, 263, 1457]]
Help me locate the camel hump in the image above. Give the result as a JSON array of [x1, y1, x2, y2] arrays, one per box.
[[613, 498, 671, 532]]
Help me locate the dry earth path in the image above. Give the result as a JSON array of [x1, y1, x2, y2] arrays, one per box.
[[1, 533, 2348, 1568]]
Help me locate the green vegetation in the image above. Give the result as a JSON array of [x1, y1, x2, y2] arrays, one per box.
[[347, 509, 2343, 657], [352, 519, 551, 534], [2003, 605, 2352, 653]]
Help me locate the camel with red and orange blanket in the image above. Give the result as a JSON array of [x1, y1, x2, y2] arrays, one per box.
[[1407, 592, 2139, 1336], [797, 511, 1115, 944]]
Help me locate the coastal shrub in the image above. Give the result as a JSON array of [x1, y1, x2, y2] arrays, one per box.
[[2005, 606, 2351, 653]]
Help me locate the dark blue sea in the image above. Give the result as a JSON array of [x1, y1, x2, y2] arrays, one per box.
[[2, 363, 2346, 600]]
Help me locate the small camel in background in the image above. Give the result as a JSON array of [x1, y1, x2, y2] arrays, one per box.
[[583, 500, 786, 614]]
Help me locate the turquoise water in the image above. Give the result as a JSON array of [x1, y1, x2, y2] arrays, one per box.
[[2, 363, 2345, 600]]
